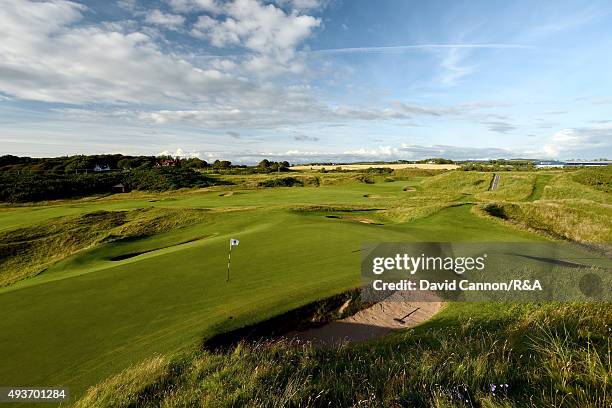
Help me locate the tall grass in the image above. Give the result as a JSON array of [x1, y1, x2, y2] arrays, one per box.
[[542, 171, 610, 204], [420, 172, 492, 197], [476, 174, 536, 202], [480, 200, 612, 243], [73, 303, 611, 407]]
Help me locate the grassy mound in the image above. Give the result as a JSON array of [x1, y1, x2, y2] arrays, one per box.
[[540, 171, 610, 204], [73, 302, 611, 408], [0, 208, 207, 287], [420, 171, 492, 196], [572, 166, 612, 193], [480, 201, 612, 243], [476, 173, 536, 201]]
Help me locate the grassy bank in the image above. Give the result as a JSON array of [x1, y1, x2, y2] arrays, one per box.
[[74, 302, 611, 407]]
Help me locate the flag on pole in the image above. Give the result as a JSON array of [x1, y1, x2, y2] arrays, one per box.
[[226, 238, 239, 283]]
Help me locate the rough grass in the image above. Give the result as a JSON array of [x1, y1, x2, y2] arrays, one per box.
[[73, 302, 611, 408], [379, 171, 493, 222], [572, 166, 612, 193], [380, 199, 456, 222], [476, 173, 536, 201], [526, 174, 553, 201], [473, 168, 611, 244], [480, 200, 612, 243], [542, 172, 610, 204], [0, 207, 208, 287], [391, 168, 447, 178], [421, 171, 492, 197]]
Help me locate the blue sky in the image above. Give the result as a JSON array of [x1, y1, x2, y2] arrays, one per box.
[[0, 0, 611, 163]]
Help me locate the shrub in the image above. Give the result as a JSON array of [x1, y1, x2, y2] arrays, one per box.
[[0, 168, 223, 202], [123, 168, 218, 191], [572, 167, 612, 193], [0, 172, 123, 202], [258, 177, 304, 187]]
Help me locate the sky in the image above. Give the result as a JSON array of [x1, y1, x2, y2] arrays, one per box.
[[0, 0, 611, 163]]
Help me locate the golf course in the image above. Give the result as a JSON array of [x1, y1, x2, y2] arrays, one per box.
[[0, 166, 610, 407]]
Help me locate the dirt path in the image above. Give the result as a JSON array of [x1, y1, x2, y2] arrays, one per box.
[[288, 292, 443, 346]]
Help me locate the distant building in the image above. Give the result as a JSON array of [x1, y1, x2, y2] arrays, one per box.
[[533, 160, 611, 168], [563, 161, 612, 167], [94, 164, 110, 172], [112, 183, 129, 193], [155, 158, 179, 167], [534, 161, 565, 168]]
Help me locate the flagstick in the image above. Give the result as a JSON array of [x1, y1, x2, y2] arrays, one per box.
[[226, 244, 232, 283]]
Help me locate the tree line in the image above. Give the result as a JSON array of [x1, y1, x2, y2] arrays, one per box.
[[0, 155, 291, 174], [0, 154, 293, 202]]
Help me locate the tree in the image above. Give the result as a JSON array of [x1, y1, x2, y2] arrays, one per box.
[[213, 160, 231, 169], [183, 158, 208, 169], [117, 159, 130, 169], [258, 159, 271, 168]]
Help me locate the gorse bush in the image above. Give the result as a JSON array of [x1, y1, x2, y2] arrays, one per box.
[[258, 176, 307, 187], [0, 172, 123, 202], [0, 168, 223, 202], [259, 176, 303, 187], [572, 166, 612, 193], [123, 167, 220, 191]]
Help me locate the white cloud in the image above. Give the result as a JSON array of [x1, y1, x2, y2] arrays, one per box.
[[399, 144, 516, 160], [543, 126, 611, 157], [118, 0, 138, 12], [274, 0, 327, 12], [294, 134, 319, 141], [167, 0, 222, 14], [0, 0, 248, 104], [481, 121, 517, 134], [438, 48, 474, 85], [191, 0, 321, 73], [159, 147, 201, 158], [144, 9, 185, 28], [137, 103, 416, 128], [231, 144, 521, 164], [312, 43, 532, 55], [0, 0, 325, 108]]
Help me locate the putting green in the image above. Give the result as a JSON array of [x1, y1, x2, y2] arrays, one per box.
[[0, 183, 541, 401]]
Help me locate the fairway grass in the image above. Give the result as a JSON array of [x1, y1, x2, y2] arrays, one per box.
[[0, 169, 608, 405]]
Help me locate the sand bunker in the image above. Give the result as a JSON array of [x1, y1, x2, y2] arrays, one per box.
[[288, 292, 443, 346]]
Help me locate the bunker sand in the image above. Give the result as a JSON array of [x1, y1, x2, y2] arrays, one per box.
[[289, 292, 443, 345]]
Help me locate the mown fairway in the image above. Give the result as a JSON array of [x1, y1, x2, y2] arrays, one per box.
[[0, 171, 594, 402]]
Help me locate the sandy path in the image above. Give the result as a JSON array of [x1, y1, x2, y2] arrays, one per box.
[[288, 292, 443, 346]]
